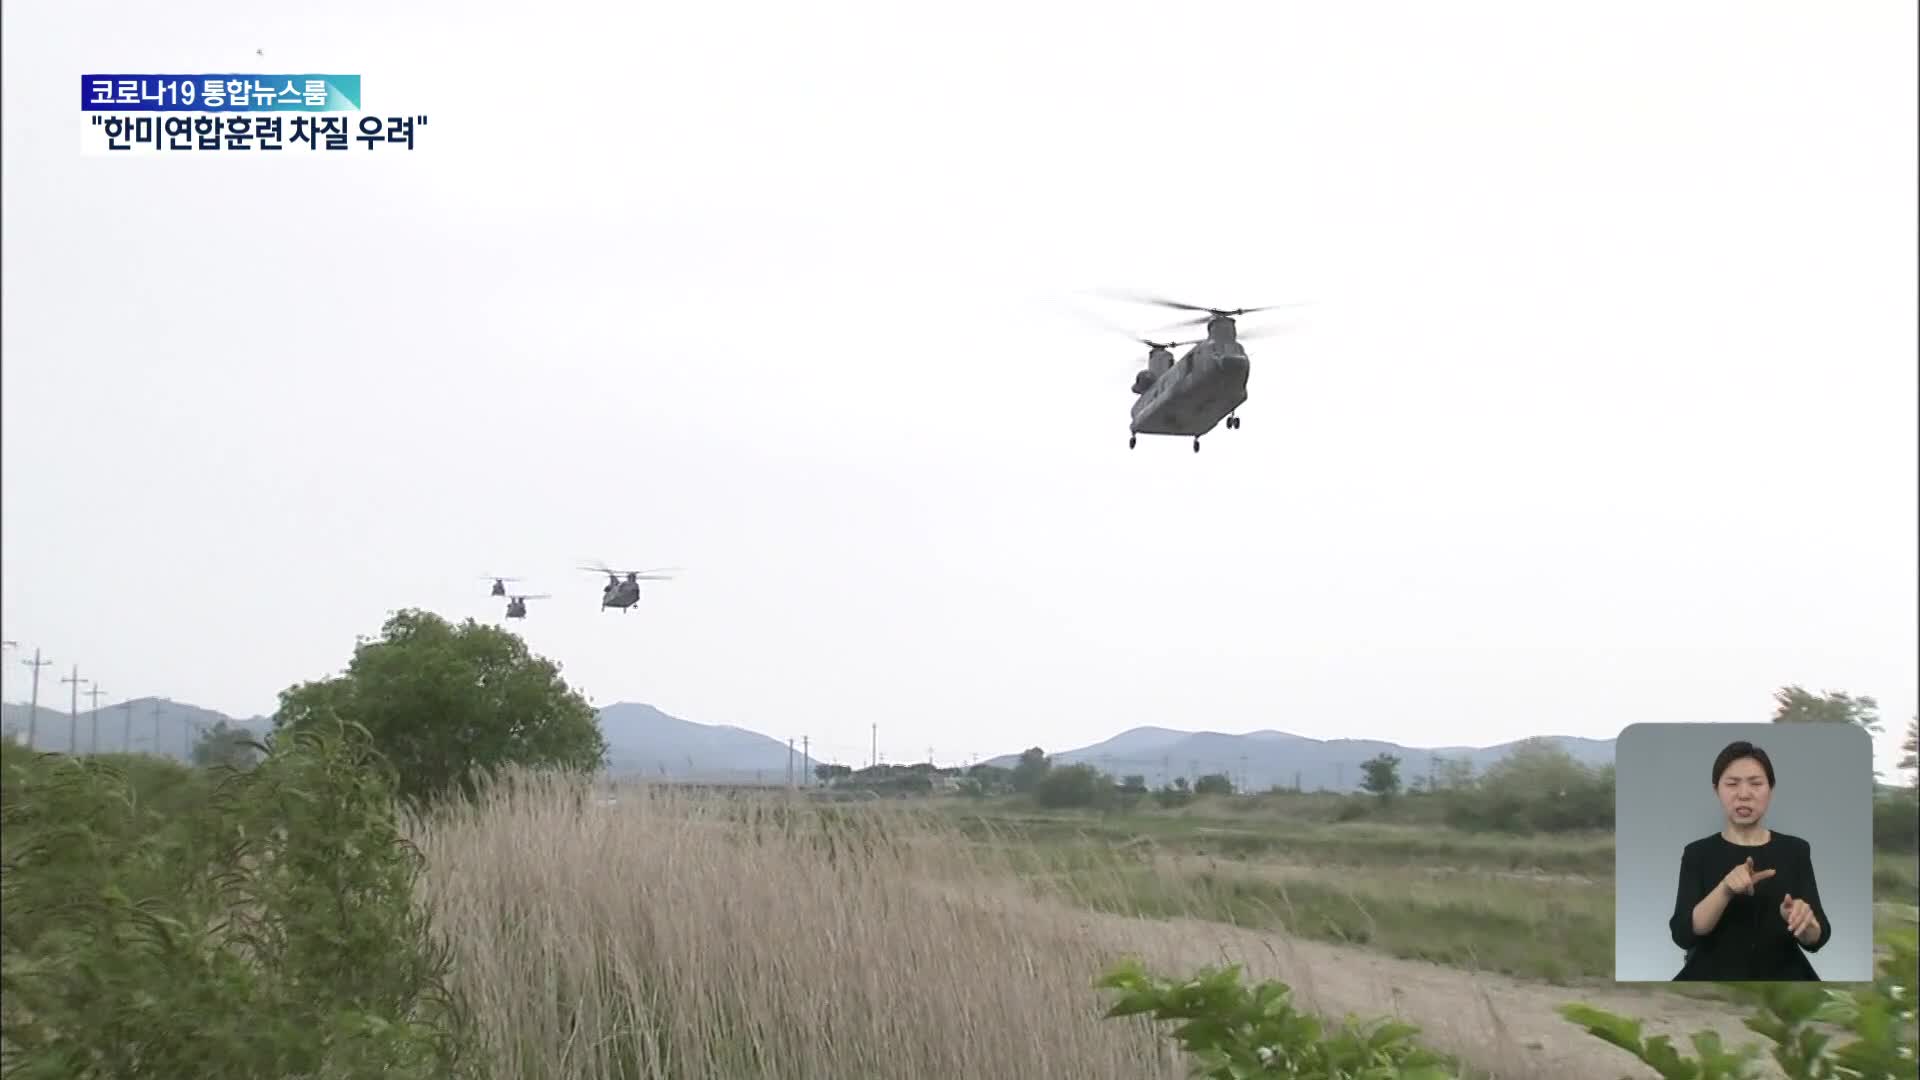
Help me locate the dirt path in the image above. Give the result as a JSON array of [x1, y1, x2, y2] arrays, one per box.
[[933, 881, 1787, 1080]]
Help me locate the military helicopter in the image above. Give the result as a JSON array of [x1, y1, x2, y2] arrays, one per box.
[[579, 563, 678, 613], [483, 576, 521, 597], [1101, 293, 1297, 452], [503, 593, 550, 619]]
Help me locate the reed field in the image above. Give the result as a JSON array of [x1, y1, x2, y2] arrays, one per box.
[[401, 772, 1916, 1079]]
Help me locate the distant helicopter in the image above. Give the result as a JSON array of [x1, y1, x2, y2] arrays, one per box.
[[580, 563, 678, 613], [503, 593, 550, 619], [483, 576, 521, 597], [1102, 293, 1297, 452]]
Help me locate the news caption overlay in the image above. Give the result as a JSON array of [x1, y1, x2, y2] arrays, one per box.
[[81, 75, 426, 155]]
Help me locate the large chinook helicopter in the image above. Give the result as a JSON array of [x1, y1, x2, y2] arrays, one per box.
[[580, 563, 678, 613], [503, 593, 549, 619], [1103, 293, 1296, 452], [483, 576, 521, 597]]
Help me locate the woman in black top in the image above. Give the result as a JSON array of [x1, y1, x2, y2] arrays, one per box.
[[1668, 740, 1831, 981]]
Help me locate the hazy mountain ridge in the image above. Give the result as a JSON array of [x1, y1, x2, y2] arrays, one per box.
[[5, 698, 819, 784], [596, 702, 821, 783], [2, 698, 269, 761], [983, 727, 1617, 793], [7, 697, 1611, 792]]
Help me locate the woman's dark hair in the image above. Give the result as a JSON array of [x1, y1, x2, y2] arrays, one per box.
[[1712, 741, 1776, 787]]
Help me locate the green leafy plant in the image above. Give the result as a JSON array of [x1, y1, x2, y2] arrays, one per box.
[[0, 720, 476, 1079], [272, 608, 606, 809], [1097, 959, 1460, 1078], [1558, 926, 1919, 1080]]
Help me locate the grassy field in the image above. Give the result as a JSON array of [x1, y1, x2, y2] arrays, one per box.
[[8, 743, 1912, 1079], [940, 797, 1919, 987], [395, 778, 1915, 1078]]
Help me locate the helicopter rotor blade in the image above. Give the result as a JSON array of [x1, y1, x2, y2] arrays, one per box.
[[1096, 288, 1217, 314], [1235, 324, 1297, 342]]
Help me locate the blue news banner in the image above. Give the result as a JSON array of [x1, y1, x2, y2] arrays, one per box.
[[81, 74, 427, 153]]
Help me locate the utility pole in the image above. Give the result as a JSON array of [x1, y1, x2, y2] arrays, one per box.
[[61, 665, 85, 755], [787, 737, 795, 787], [870, 722, 877, 770], [927, 746, 934, 769], [802, 736, 810, 786], [183, 717, 193, 761], [22, 649, 51, 750], [152, 699, 164, 758], [85, 685, 107, 755], [0, 641, 15, 739]]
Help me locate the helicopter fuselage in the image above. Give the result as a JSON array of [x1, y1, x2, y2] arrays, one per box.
[[1129, 334, 1250, 437], [602, 582, 642, 610]]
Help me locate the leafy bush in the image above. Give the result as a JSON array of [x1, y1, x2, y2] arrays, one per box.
[[1440, 741, 1613, 834], [1559, 925, 1918, 1079], [0, 720, 475, 1079], [1195, 773, 1236, 797], [1036, 763, 1115, 809], [1096, 960, 1460, 1078], [1872, 791, 1918, 854], [272, 608, 606, 809]]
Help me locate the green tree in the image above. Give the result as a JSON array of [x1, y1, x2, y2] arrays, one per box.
[[1010, 747, 1050, 793], [192, 719, 262, 770], [1194, 773, 1235, 797], [1436, 755, 1475, 791], [1899, 716, 1917, 789], [272, 609, 606, 808], [1119, 773, 1149, 794], [1035, 763, 1110, 809], [1772, 685, 1883, 735], [813, 763, 852, 783], [1360, 753, 1401, 800]]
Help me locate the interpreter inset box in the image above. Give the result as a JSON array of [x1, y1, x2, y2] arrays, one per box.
[[1613, 723, 1873, 983]]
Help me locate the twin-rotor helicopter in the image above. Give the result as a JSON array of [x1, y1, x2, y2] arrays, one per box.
[[1093, 292, 1299, 453], [480, 564, 679, 621]]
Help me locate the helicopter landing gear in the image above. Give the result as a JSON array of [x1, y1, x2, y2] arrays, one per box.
[[1226, 415, 1241, 430], [1193, 436, 1201, 453], [1128, 434, 1137, 449]]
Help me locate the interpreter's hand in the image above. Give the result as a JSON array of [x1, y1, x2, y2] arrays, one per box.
[[1781, 894, 1820, 945], [1722, 856, 1776, 897]]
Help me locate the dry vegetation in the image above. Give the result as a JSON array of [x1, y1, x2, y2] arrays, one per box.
[[405, 770, 1806, 1080], [409, 771, 1190, 1079]]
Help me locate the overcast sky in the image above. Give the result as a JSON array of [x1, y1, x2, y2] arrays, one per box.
[[4, 1, 1915, 775]]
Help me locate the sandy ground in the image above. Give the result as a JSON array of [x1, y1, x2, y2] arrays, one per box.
[[1067, 906, 1787, 1079], [936, 880, 1792, 1080]]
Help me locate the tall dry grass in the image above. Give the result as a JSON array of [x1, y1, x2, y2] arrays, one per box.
[[406, 769, 1186, 1080]]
